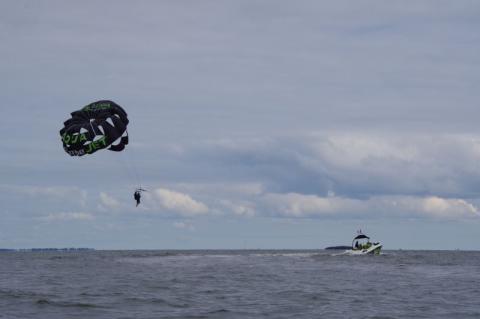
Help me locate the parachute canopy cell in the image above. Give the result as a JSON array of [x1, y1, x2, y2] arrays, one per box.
[[60, 100, 129, 156]]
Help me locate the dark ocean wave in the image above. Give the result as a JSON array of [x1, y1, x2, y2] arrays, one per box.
[[0, 288, 51, 300], [35, 299, 100, 308]]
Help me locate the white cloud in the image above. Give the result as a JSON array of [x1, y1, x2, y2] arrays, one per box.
[[152, 188, 209, 216], [262, 193, 361, 217], [98, 192, 121, 211], [219, 199, 256, 217], [308, 133, 418, 167], [421, 196, 478, 218], [41, 212, 94, 221]]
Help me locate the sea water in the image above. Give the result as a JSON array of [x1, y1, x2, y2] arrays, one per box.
[[0, 250, 479, 318]]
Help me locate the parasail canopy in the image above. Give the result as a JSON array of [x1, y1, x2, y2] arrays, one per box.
[[60, 100, 129, 156]]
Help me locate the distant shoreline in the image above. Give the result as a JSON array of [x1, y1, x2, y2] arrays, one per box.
[[0, 248, 95, 252]]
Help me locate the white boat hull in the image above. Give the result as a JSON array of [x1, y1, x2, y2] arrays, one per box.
[[344, 243, 382, 255]]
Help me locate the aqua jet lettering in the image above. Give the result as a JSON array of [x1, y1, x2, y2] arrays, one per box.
[[85, 136, 108, 153], [62, 133, 88, 145]]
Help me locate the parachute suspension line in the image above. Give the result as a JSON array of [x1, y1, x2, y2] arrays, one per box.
[[116, 130, 143, 191], [126, 133, 143, 189], [118, 146, 140, 189], [117, 150, 138, 190]]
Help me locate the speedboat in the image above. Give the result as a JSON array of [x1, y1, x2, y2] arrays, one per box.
[[344, 231, 382, 255]]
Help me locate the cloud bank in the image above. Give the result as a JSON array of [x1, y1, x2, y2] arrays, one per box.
[[3, 133, 480, 222], [140, 132, 480, 220], [261, 193, 479, 219]]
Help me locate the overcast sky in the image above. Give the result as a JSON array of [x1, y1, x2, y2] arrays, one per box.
[[1, 1, 480, 249]]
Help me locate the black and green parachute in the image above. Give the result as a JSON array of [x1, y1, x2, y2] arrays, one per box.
[[60, 100, 129, 156]]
